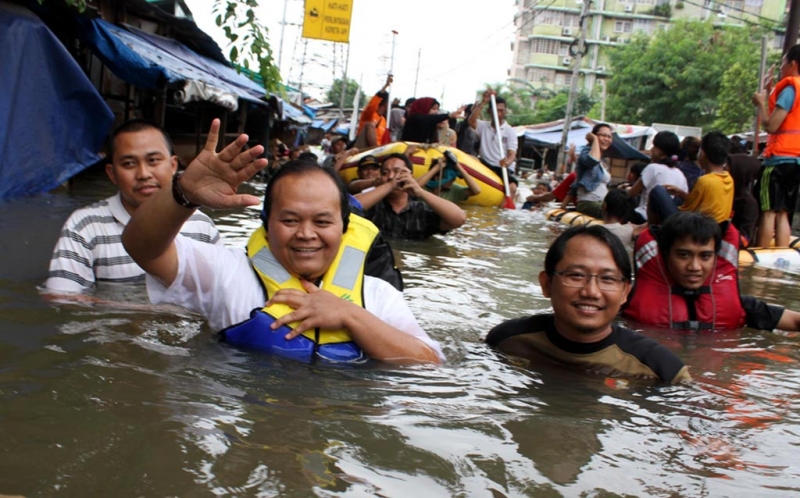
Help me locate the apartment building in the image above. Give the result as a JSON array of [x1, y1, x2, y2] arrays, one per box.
[[510, 0, 787, 95]]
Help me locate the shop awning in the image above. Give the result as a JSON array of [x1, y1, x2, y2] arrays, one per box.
[[517, 118, 651, 161], [0, 3, 113, 200], [78, 17, 268, 111]]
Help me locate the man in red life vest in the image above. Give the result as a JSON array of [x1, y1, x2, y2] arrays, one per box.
[[623, 211, 800, 331]]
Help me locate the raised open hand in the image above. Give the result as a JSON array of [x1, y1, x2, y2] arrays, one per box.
[[179, 119, 268, 209]]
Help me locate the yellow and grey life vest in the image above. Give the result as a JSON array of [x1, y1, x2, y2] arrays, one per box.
[[245, 213, 380, 345]]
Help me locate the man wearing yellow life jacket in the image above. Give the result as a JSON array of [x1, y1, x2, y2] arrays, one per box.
[[221, 212, 390, 362], [752, 43, 800, 248], [120, 126, 443, 365]]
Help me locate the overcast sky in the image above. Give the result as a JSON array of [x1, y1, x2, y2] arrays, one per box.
[[186, 0, 518, 111]]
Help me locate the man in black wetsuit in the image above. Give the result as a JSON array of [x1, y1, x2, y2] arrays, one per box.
[[485, 225, 691, 384]]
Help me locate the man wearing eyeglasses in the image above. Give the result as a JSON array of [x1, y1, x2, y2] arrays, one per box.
[[485, 225, 691, 384]]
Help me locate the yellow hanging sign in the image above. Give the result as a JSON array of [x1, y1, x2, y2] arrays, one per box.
[[302, 0, 353, 43]]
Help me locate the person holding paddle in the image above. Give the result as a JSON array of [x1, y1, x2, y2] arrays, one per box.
[[468, 90, 518, 207]]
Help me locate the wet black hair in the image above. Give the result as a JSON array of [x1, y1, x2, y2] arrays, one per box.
[[544, 225, 632, 281], [376, 90, 389, 107], [260, 160, 351, 233], [381, 152, 413, 172], [656, 211, 721, 257], [787, 43, 800, 66], [490, 96, 507, 116], [680, 136, 701, 162], [603, 189, 631, 221], [297, 151, 320, 164], [108, 119, 174, 159], [652, 131, 681, 166], [592, 122, 612, 135], [629, 162, 647, 179], [700, 130, 731, 166]]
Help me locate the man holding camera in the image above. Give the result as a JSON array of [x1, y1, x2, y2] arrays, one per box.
[[355, 153, 467, 240]]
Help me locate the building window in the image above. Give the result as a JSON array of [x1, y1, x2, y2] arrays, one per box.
[[529, 68, 553, 84], [633, 18, 653, 34], [636, 0, 654, 4], [533, 38, 560, 54], [615, 21, 632, 33], [564, 14, 580, 27], [540, 10, 562, 25]]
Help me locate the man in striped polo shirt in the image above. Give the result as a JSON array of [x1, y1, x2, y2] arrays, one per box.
[[44, 120, 222, 293]]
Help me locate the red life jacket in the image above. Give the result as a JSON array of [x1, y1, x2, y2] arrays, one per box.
[[623, 224, 746, 330], [764, 76, 800, 158]]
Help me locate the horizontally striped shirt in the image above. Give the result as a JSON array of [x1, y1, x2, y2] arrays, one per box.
[[44, 193, 222, 293]]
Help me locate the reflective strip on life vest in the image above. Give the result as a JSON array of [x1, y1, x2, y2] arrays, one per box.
[[635, 239, 659, 271], [719, 240, 739, 269]]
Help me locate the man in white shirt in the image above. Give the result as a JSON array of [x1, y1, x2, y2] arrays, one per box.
[[121, 121, 443, 364], [44, 120, 221, 293], [468, 90, 519, 199]]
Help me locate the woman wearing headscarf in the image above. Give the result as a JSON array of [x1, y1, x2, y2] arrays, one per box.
[[401, 98, 465, 143]]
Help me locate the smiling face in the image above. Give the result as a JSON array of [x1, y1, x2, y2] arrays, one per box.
[[595, 125, 613, 153], [666, 236, 716, 289], [106, 128, 178, 215], [267, 170, 344, 281], [539, 235, 630, 343]]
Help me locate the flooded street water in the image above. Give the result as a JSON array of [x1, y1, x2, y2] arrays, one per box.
[[2, 170, 800, 497]]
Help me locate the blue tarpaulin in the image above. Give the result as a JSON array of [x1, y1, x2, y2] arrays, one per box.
[[520, 120, 650, 161], [311, 119, 339, 132], [77, 17, 268, 108], [0, 3, 114, 201]]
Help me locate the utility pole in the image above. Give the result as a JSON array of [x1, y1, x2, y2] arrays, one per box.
[[413, 48, 421, 97], [339, 43, 350, 118], [559, 0, 592, 172], [784, 0, 800, 53], [277, 0, 289, 73], [298, 38, 308, 94]]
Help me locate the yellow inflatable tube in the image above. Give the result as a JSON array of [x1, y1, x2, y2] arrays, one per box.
[[339, 142, 505, 207], [544, 208, 800, 267]]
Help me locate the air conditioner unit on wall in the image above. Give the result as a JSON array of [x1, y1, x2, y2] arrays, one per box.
[[562, 56, 572, 65], [563, 27, 573, 36], [625, 5, 633, 12], [602, 35, 610, 42]]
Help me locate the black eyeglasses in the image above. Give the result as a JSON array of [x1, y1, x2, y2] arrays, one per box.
[[552, 271, 627, 291]]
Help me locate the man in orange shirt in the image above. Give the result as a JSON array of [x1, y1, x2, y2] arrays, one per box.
[[354, 75, 392, 149]]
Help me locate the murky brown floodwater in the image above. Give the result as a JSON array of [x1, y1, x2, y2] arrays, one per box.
[[2, 169, 800, 497]]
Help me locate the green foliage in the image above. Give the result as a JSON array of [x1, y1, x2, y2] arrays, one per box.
[[482, 83, 537, 126], [652, 3, 671, 18], [606, 21, 766, 130], [713, 62, 758, 133], [480, 81, 596, 126], [212, 0, 281, 93], [326, 78, 359, 106], [531, 90, 596, 123]]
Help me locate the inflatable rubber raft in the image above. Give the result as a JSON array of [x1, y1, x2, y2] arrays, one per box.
[[339, 142, 506, 207], [544, 207, 800, 267]]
